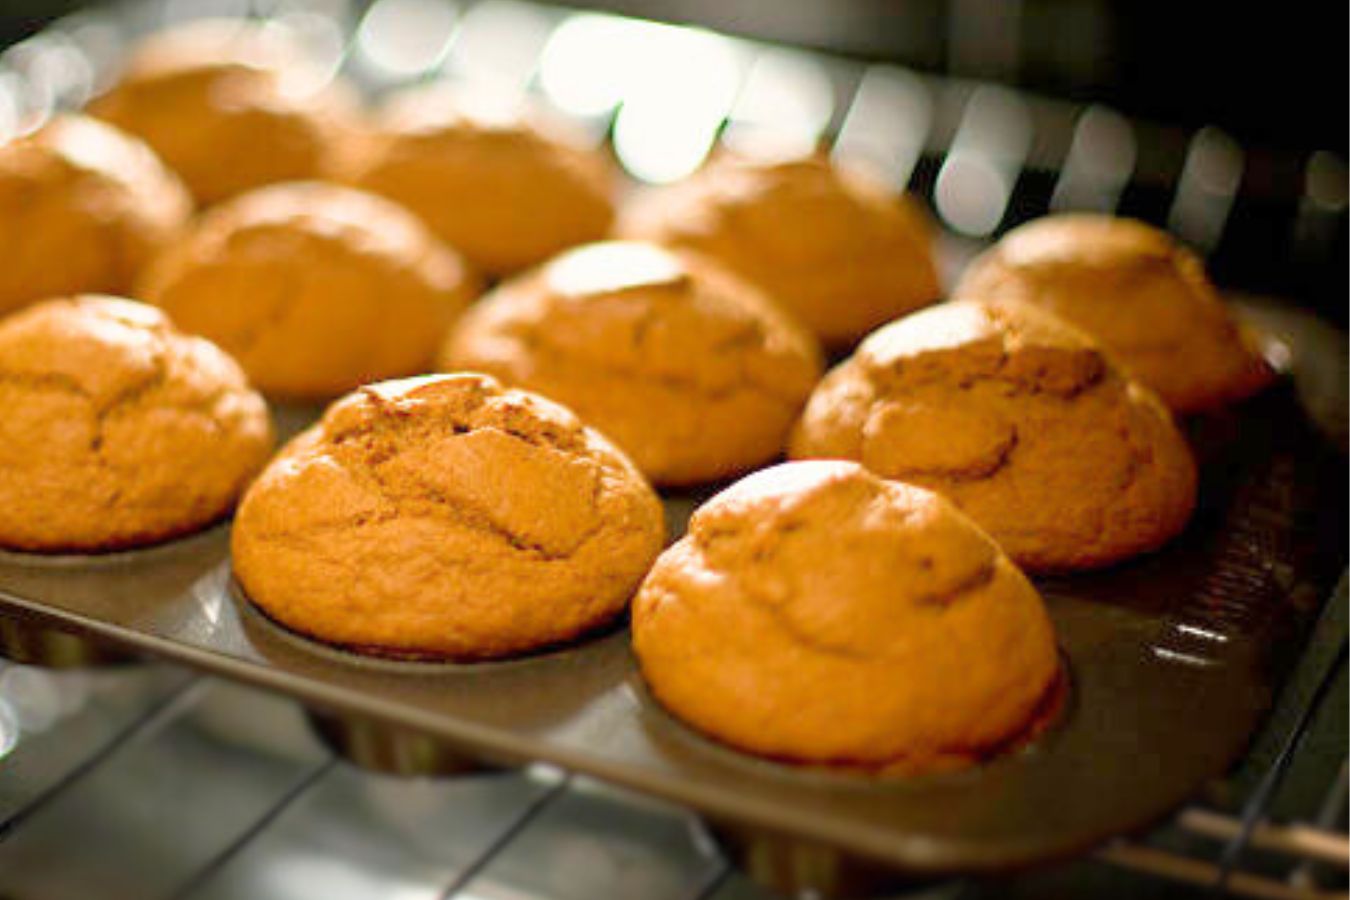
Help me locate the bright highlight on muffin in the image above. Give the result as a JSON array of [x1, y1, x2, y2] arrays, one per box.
[[0, 115, 191, 316], [443, 240, 823, 486]]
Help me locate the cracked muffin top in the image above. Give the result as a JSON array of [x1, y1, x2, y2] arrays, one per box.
[[618, 153, 941, 347], [231, 373, 665, 659], [138, 181, 478, 400], [88, 19, 357, 205], [341, 83, 615, 276], [789, 299, 1197, 571], [441, 241, 822, 486], [0, 296, 273, 552], [953, 215, 1274, 413], [631, 460, 1061, 774], [0, 115, 191, 316]]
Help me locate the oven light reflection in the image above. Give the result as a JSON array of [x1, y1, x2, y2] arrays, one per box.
[[0, 665, 79, 736], [934, 85, 1030, 237], [611, 23, 742, 184], [260, 855, 430, 900], [1051, 104, 1135, 213], [355, 0, 459, 82], [537, 14, 642, 119], [833, 65, 931, 190], [1168, 125, 1243, 254], [722, 47, 834, 158], [446, 0, 555, 95]]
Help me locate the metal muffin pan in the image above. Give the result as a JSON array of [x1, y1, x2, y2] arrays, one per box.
[[0, 299, 1345, 877]]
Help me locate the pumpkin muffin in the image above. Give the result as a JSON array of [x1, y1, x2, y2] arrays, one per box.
[[341, 83, 615, 276], [232, 373, 664, 659], [632, 460, 1061, 774], [139, 181, 478, 400], [0, 114, 191, 316], [441, 241, 822, 486], [953, 215, 1274, 413], [0, 296, 272, 552], [619, 153, 941, 347], [789, 299, 1197, 572], [88, 18, 355, 205]]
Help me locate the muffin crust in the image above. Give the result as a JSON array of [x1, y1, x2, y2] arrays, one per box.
[[343, 84, 614, 276], [88, 19, 355, 205], [442, 241, 822, 485], [232, 373, 665, 659], [954, 215, 1274, 413], [632, 460, 1061, 774], [140, 181, 477, 400], [790, 299, 1197, 571], [620, 154, 940, 346], [0, 115, 191, 315], [0, 296, 273, 551]]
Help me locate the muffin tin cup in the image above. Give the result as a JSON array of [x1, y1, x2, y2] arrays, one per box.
[[305, 707, 509, 776], [0, 301, 1343, 876], [702, 820, 953, 899], [0, 615, 135, 668]]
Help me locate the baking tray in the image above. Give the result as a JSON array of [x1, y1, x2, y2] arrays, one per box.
[[1, 0, 1347, 878], [0, 295, 1345, 877]]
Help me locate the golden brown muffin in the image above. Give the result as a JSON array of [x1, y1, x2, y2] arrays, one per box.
[[953, 215, 1274, 413], [0, 296, 273, 552], [87, 19, 356, 205], [0, 114, 191, 316], [138, 181, 478, 400], [341, 83, 615, 276], [632, 460, 1061, 774], [232, 373, 665, 659], [619, 153, 941, 347], [789, 299, 1197, 572], [441, 241, 822, 486]]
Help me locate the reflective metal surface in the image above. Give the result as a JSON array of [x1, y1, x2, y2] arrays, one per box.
[[189, 765, 563, 900], [0, 618, 134, 668], [0, 656, 1342, 898], [455, 777, 724, 899], [0, 662, 189, 820], [0, 0, 1343, 887], [0, 680, 330, 900], [307, 707, 501, 776], [0, 300, 1343, 876]]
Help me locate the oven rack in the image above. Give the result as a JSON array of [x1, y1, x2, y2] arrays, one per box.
[[0, 1, 1344, 895]]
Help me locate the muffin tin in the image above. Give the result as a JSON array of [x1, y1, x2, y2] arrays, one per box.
[[0, 299, 1344, 881]]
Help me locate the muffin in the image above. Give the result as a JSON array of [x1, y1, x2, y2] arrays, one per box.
[[138, 181, 478, 400], [232, 373, 665, 659], [619, 153, 941, 347], [0, 114, 191, 316], [341, 83, 615, 276], [632, 460, 1061, 774], [0, 296, 273, 552], [953, 215, 1274, 413], [442, 241, 823, 486], [789, 299, 1197, 572], [88, 19, 355, 205]]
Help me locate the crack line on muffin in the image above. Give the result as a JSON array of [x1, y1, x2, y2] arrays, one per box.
[[879, 424, 1021, 485], [692, 521, 1001, 659], [736, 556, 1000, 659], [324, 425, 605, 561], [853, 339, 1123, 492], [0, 369, 92, 398]]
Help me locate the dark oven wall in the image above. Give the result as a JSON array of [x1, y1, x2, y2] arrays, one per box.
[[2, 0, 1346, 321]]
